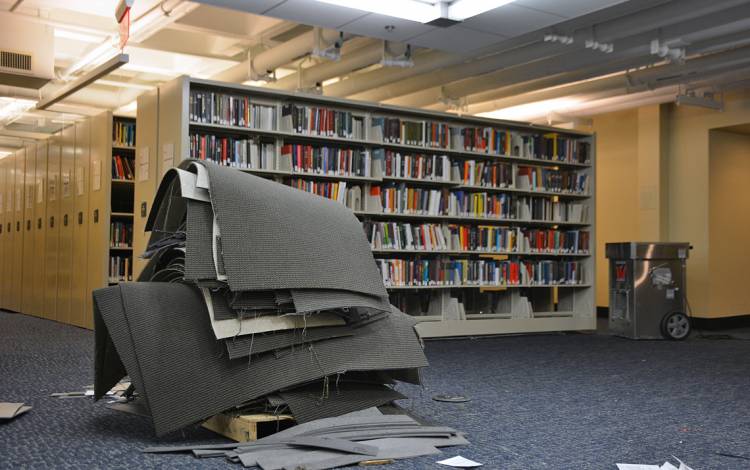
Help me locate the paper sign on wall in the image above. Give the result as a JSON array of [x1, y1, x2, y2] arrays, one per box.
[[76, 166, 85, 196], [62, 171, 71, 198], [162, 142, 174, 177], [36, 177, 44, 203], [48, 176, 57, 202], [138, 147, 149, 182], [92, 160, 101, 191]]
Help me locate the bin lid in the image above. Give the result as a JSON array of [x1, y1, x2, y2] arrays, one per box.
[[605, 242, 691, 260]]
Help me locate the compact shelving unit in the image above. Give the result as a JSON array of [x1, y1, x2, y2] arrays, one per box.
[[135, 75, 596, 338]]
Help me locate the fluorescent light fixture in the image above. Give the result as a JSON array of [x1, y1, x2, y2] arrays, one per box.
[[0, 97, 37, 125], [315, 0, 514, 23], [95, 79, 155, 90], [448, 0, 516, 20], [63, 40, 118, 79], [479, 97, 582, 122], [38, 54, 129, 110], [54, 28, 106, 44], [114, 100, 138, 116], [317, 0, 439, 23]]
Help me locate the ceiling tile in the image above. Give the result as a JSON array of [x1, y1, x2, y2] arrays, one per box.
[[513, 0, 628, 19], [264, 0, 368, 29], [338, 14, 435, 43], [406, 25, 506, 54], [461, 4, 564, 37]]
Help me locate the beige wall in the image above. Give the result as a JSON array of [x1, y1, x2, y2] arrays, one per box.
[[592, 109, 640, 307], [592, 90, 750, 317], [708, 130, 750, 316]]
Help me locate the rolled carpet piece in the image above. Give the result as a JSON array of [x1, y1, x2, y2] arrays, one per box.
[[93, 283, 427, 436]]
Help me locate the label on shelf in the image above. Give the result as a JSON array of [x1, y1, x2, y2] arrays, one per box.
[[162, 142, 174, 177], [36, 177, 44, 203], [92, 159, 101, 191], [76, 166, 85, 196], [138, 146, 149, 182]]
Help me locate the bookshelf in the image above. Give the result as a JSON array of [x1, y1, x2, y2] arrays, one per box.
[[109, 116, 135, 285], [135, 75, 596, 338]]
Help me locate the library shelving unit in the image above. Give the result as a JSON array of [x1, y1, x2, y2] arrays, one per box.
[[109, 116, 136, 285], [135, 75, 596, 338], [0, 111, 136, 329]]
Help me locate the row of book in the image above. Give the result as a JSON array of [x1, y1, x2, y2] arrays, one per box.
[[185, 93, 590, 164], [112, 155, 135, 180], [113, 121, 135, 147], [189, 90, 276, 130], [379, 150, 452, 181], [110, 221, 133, 248], [280, 104, 365, 139], [109, 255, 132, 283], [185, 132, 590, 194], [189, 134, 283, 171], [517, 166, 589, 194], [370, 118, 590, 164], [377, 258, 585, 287], [456, 160, 513, 188], [283, 144, 373, 178], [380, 185, 588, 223], [365, 222, 590, 254], [289, 179, 385, 213], [371, 117, 424, 146]]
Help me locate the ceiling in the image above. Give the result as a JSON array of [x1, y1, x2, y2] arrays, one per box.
[[0, 0, 749, 153]]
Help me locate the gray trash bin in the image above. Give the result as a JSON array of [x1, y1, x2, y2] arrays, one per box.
[[605, 242, 691, 340]]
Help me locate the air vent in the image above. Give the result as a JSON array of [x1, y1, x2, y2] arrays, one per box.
[[1, 51, 32, 71]]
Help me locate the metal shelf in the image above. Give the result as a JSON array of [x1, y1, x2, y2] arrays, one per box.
[[371, 249, 590, 257], [355, 210, 589, 227], [385, 283, 591, 290]]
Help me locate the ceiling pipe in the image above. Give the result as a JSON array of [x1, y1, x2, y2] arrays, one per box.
[[363, 0, 749, 105], [266, 39, 384, 91], [389, 0, 750, 108], [211, 28, 345, 83], [457, 42, 750, 115], [323, 49, 460, 97], [514, 63, 750, 124]]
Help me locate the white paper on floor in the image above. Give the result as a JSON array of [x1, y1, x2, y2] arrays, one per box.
[[437, 455, 483, 467], [616, 457, 694, 470]]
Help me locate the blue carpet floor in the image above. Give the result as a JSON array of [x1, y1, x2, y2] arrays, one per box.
[[1, 310, 750, 469]]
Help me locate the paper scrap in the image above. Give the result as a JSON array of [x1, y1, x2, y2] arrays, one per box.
[[437, 456, 483, 468], [673, 456, 694, 470], [617, 465, 660, 470], [660, 463, 679, 470]]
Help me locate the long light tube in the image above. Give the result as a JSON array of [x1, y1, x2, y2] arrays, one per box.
[[315, 0, 515, 23]]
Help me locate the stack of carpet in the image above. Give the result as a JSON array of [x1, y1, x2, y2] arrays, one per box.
[[93, 160, 465, 467]]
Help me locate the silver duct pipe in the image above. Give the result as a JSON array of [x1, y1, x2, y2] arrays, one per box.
[[267, 39, 383, 91], [212, 28, 344, 83]]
